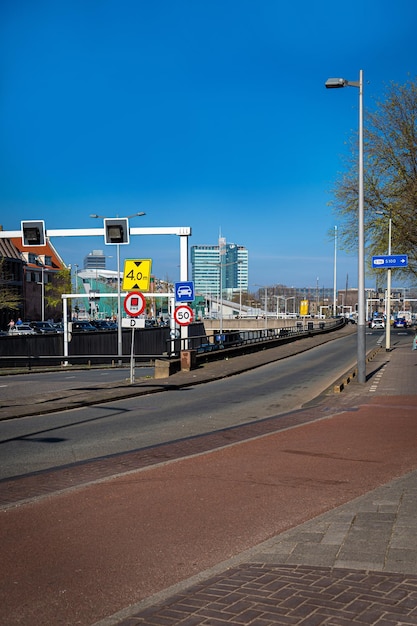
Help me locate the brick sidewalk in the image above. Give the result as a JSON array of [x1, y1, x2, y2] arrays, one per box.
[[119, 564, 417, 625]]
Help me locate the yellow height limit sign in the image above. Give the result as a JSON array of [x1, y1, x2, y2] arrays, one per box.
[[122, 259, 152, 291]]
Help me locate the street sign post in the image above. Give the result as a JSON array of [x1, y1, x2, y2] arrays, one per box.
[[123, 291, 146, 384], [372, 255, 408, 268], [174, 305, 194, 326], [122, 259, 152, 291]]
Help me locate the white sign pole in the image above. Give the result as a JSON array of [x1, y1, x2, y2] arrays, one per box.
[[130, 326, 135, 384]]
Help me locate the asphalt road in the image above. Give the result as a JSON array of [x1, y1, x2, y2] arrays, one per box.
[[0, 330, 382, 480], [0, 365, 154, 402]]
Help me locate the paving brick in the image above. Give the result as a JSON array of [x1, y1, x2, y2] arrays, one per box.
[[122, 564, 417, 626]]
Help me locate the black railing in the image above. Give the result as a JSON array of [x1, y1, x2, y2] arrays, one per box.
[[167, 318, 345, 355]]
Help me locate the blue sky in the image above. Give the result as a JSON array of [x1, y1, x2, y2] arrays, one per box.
[[1, 0, 416, 292]]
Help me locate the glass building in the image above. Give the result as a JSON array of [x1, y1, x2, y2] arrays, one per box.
[[191, 241, 248, 298]]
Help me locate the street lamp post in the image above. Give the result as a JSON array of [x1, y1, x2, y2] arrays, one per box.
[[386, 217, 392, 351], [209, 259, 242, 335], [285, 296, 295, 316], [254, 285, 268, 328], [41, 266, 45, 320], [326, 70, 366, 383], [333, 226, 337, 315], [275, 295, 295, 317], [386, 215, 392, 352], [376, 210, 392, 350]]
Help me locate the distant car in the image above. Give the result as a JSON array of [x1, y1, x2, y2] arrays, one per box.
[[90, 320, 117, 331], [371, 318, 385, 329], [28, 321, 56, 334], [71, 321, 97, 332], [393, 318, 407, 328], [53, 322, 64, 333], [8, 324, 36, 335]]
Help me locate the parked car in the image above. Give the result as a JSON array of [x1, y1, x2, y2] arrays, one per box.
[[71, 321, 97, 332], [28, 321, 56, 334], [8, 324, 36, 335], [90, 320, 117, 331], [371, 318, 385, 329]]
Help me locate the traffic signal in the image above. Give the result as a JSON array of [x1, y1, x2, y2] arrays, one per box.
[[21, 220, 46, 246], [104, 218, 130, 245]]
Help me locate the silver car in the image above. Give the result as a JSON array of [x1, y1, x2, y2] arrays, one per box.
[[371, 318, 385, 329], [8, 324, 36, 335]]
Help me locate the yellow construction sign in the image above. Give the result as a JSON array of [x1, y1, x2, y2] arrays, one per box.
[[122, 259, 152, 291]]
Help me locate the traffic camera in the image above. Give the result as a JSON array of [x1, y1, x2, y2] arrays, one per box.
[[104, 218, 130, 245], [21, 220, 46, 246]]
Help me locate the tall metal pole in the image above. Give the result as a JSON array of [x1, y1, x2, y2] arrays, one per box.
[[219, 260, 223, 335], [117, 242, 122, 363], [333, 226, 337, 315], [357, 69, 366, 383], [386, 216, 392, 351], [325, 70, 366, 383], [41, 266, 45, 320]]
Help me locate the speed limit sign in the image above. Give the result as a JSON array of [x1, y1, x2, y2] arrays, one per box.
[[174, 305, 194, 326]]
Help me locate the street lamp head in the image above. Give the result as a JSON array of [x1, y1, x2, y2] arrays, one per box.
[[325, 77, 348, 89], [90, 212, 146, 219]]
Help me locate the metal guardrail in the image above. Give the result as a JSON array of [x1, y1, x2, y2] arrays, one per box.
[[169, 318, 345, 355]]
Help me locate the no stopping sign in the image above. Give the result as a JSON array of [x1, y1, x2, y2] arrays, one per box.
[[174, 305, 194, 326]]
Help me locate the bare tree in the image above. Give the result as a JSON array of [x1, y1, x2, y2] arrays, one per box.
[[331, 77, 417, 282]]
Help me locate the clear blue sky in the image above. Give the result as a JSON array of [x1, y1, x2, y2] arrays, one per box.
[[1, 0, 416, 292]]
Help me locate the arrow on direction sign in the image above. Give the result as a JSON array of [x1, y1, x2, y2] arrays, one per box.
[[122, 259, 152, 291]]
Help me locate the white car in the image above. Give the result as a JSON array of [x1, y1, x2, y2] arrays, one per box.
[[371, 318, 385, 329], [8, 324, 36, 335]]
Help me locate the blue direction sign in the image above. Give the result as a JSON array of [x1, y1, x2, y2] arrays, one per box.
[[372, 255, 408, 268], [175, 281, 195, 302]]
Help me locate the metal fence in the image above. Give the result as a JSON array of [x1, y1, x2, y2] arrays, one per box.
[[0, 323, 205, 368], [169, 318, 345, 355]]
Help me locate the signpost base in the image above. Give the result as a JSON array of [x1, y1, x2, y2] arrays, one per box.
[[180, 349, 197, 372]]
